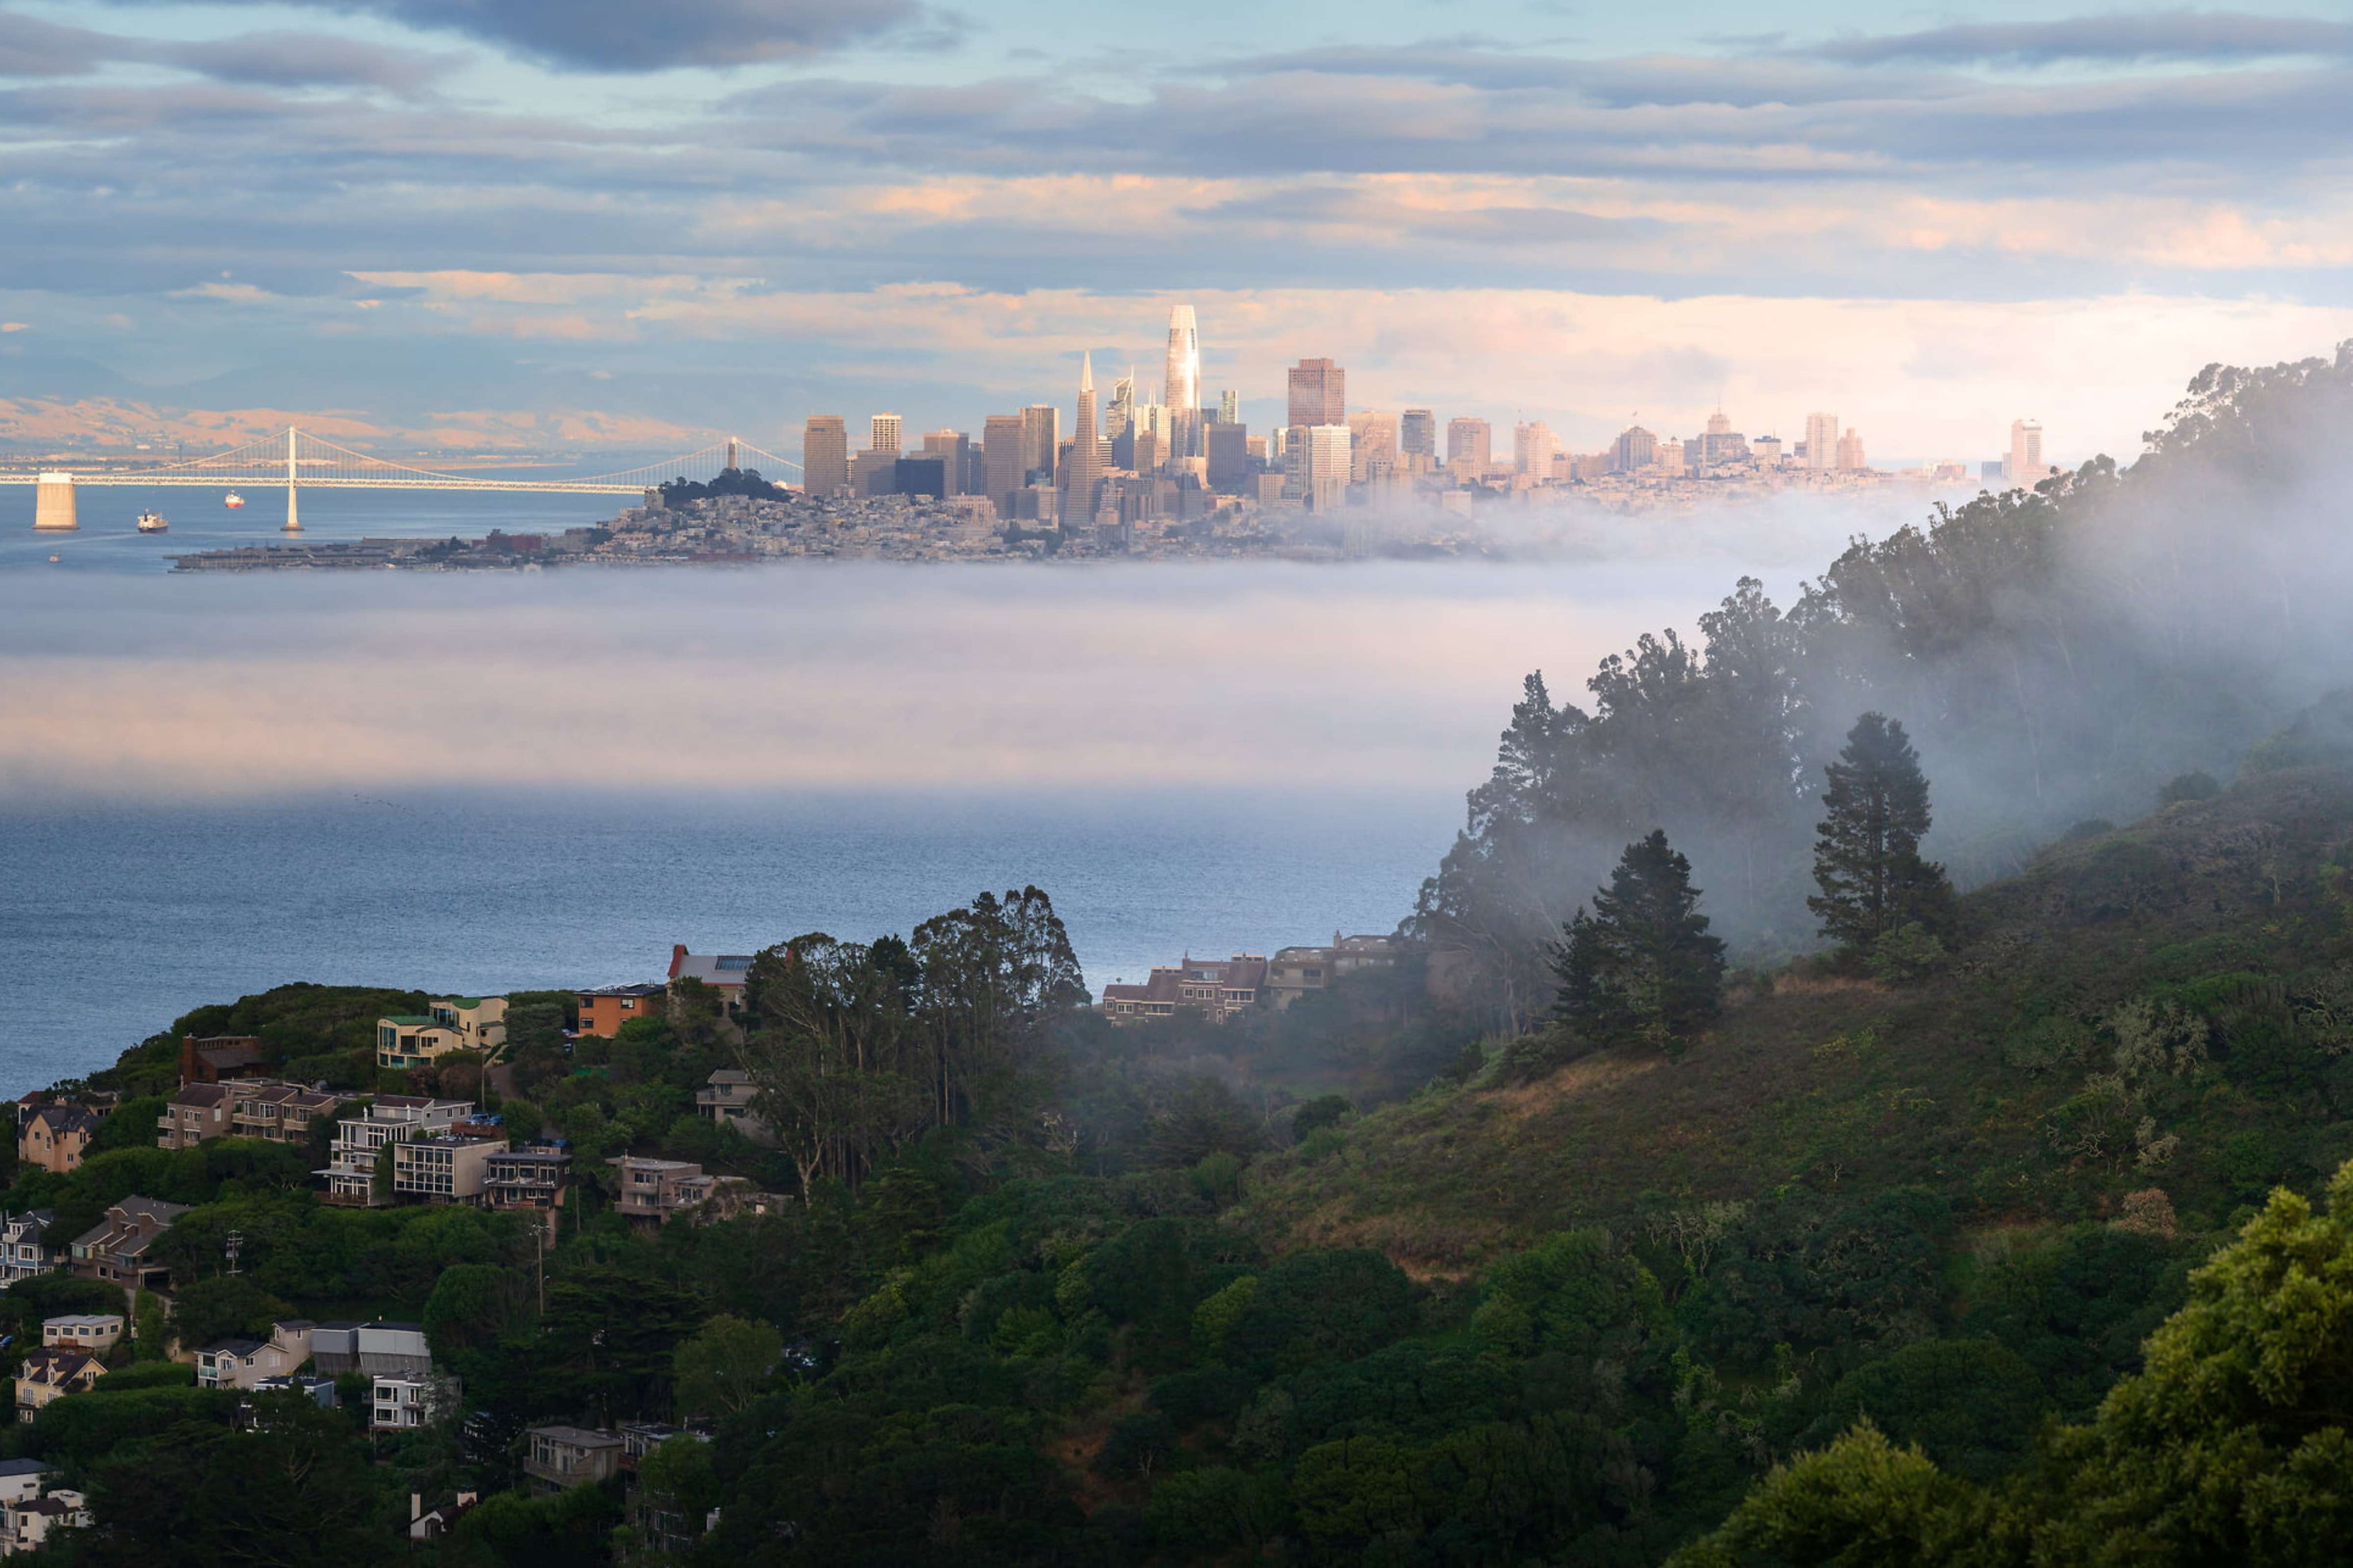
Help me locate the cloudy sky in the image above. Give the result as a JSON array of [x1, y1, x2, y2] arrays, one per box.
[[5, 0, 2351, 460]]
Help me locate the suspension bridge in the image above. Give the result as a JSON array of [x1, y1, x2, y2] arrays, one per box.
[[2, 427, 802, 532]]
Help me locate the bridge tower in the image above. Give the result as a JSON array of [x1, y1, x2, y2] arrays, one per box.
[[33, 472, 77, 531], [282, 427, 302, 532]]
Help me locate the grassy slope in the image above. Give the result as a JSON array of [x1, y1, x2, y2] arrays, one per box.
[[1237, 764, 2353, 1276]]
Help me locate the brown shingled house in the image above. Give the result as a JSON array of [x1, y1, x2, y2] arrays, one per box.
[[1099, 953, 1268, 1025], [178, 1036, 266, 1085]]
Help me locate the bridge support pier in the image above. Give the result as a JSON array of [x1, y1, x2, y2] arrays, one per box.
[[33, 472, 77, 531]]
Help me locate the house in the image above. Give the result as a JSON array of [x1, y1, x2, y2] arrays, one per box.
[[667, 946, 754, 1014], [14, 1351, 103, 1422], [17, 1106, 98, 1176], [68, 1196, 188, 1291], [0, 1488, 88, 1555], [392, 1133, 508, 1204], [370, 1371, 457, 1433], [1099, 953, 1269, 1025], [408, 1491, 480, 1540], [1265, 932, 1403, 1010], [178, 1035, 266, 1084], [696, 1070, 771, 1142], [484, 1143, 572, 1228], [41, 1316, 121, 1352], [0, 1461, 54, 1506], [606, 1157, 758, 1226], [576, 983, 665, 1040], [249, 1374, 337, 1410], [195, 1321, 313, 1390], [0, 1213, 55, 1287], [523, 1425, 623, 1492], [155, 1083, 235, 1150], [376, 998, 507, 1070], [227, 1081, 340, 1145], [316, 1097, 473, 1206]]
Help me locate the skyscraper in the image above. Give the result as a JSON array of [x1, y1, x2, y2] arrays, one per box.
[[1164, 306, 1201, 460], [1063, 353, 1103, 520], [983, 414, 1025, 518], [1516, 421, 1558, 477], [1216, 389, 1238, 426], [2009, 419, 2044, 486], [1106, 372, 1135, 441], [1446, 417, 1491, 471], [1804, 412, 1838, 471], [1400, 409, 1436, 461], [1306, 425, 1352, 512], [920, 429, 970, 496], [869, 413, 903, 457], [1610, 425, 1655, 473], [1349, 410, 1398, 484], [1288, 359, 1344, 430], [1021, 404, 1058, 485], [1836, 427, 1867, 470], [802, 415, 849, 497]]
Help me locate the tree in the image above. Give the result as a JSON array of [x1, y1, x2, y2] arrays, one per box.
[[1552, 829, 1727, 1051], [1809, 713, 1956, 952], [170, 1275, 292, 1351], [672, 1315, 781, 1420]]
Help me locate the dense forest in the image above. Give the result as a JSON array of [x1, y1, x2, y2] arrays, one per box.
[[6, 348, 2353, 1565]]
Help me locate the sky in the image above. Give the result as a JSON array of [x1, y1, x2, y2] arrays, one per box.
[[4, 1, 2352, 461]]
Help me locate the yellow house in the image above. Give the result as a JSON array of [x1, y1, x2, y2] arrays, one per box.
[[377, 997, 506, 1070]]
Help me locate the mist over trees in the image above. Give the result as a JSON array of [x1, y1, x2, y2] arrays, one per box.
[[1415, 345, 2353, 1029]]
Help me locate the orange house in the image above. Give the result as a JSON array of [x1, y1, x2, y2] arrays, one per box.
[[575, 984, 665, 1040]]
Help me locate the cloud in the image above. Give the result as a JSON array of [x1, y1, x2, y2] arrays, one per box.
[[0, 13, 114, 77], [165, 32, 459, 92], [106, 0, 927, 72], [1814, 13, 2353, 67], [0, 322, 27, 333]]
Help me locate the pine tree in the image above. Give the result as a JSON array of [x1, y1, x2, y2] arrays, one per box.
[[1553, 829, 1727, 1050], [1808, 713, 1956, 952]]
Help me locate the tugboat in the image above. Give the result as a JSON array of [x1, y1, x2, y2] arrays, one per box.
[[223, 491, 246, 509], [136, 510, 169, 533]]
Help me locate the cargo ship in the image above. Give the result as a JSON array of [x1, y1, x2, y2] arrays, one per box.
[[137, 511, 168, 533]]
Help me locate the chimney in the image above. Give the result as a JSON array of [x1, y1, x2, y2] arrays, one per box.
[[410, 1493, 422, 1523], [669, 944, 688, 979]]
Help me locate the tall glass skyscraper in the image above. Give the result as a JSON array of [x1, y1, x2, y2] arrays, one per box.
[[1164, 305, 1201, 460]]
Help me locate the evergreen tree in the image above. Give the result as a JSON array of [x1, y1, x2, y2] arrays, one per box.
[[1808, 713, 1956, 952], [1553, 829, 1726, 1050]]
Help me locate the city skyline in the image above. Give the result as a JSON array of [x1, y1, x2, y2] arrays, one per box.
[[1, 3, 2348, 462]]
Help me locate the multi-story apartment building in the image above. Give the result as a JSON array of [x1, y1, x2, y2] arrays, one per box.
[[227, 1081, 339, 1145], [317, 1098, 473, 1207], [391, 1133, 507, 1205], [483, 1143, 572, 1224], [0, 1213, 55, 1286], [156, 1083, 235, 1150], [68, 1196, 187, 1291], [1264, 933, 1404, 1010], [605, 1157, 754, 1227]]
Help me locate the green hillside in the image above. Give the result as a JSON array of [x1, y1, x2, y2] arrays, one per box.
[[1240, 757, 2353, 1274]]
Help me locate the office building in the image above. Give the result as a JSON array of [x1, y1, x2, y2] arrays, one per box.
[[1288, 359, 1345, 430], [1305, 425, 1352, 512], [801, 417, 849, 497], [1696, 410, 1749, 471], [1447, 417, 1491, 471], [1516, 421, 1559, 477], [1610, 425, 1656, 473], [2009, 419, 2045, 486], [868, 413, 902, 457], [1836, 427, 1867, 470], [1400, 409, 1436, 462], [1216, 389, 1238, 426], [1020, 404, 1059, 486], [1063, 353, 1104, 523], [1106, 373, 1135, 441], [1349, 410, 1398, 483], [1205, 421, 1251, 489], [920, 430, 971, 496], [983, 414, 1026, 518], [1164, 306, 1201, 460], [1805, 412, 1839, 471]]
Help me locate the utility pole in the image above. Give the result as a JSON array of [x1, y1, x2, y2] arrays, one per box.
[[224, 1230, 243, 1276]]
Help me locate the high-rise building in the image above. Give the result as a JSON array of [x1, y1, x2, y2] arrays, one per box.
[[983, 414, 1026, 518], [1515, 421, 1558, 477], [1695, 410, 1748, 472], [1349, 410, 1398, 484], [802, 416, 849, 497], [1400, 409, 1436, 461], [1835, 427, 1866, 470], [1205, 422, 1250, 489], [1804, 412, 1838, 472], [1305, 425, 1352, 512], [1021, 404, 1059, 485], [1610, 425, 1656, 473], [2009, 419, 2045, 487], [1106, 372, 1135, 441], [1164, 306, 1201, 460], [1287, 359, 1345, 430], [1657, 438, 1687, 476], [1063, 353, 1104, 522], [1216, 389, 1238, 426], [1446, 417, 1491, 470], [869, 413, 902, 457], [920, 430, 970, 496]]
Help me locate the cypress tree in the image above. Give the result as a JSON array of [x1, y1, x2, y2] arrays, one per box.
[[1553, 828, 1727, 1050], [1808, 713, 1956, 951]]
